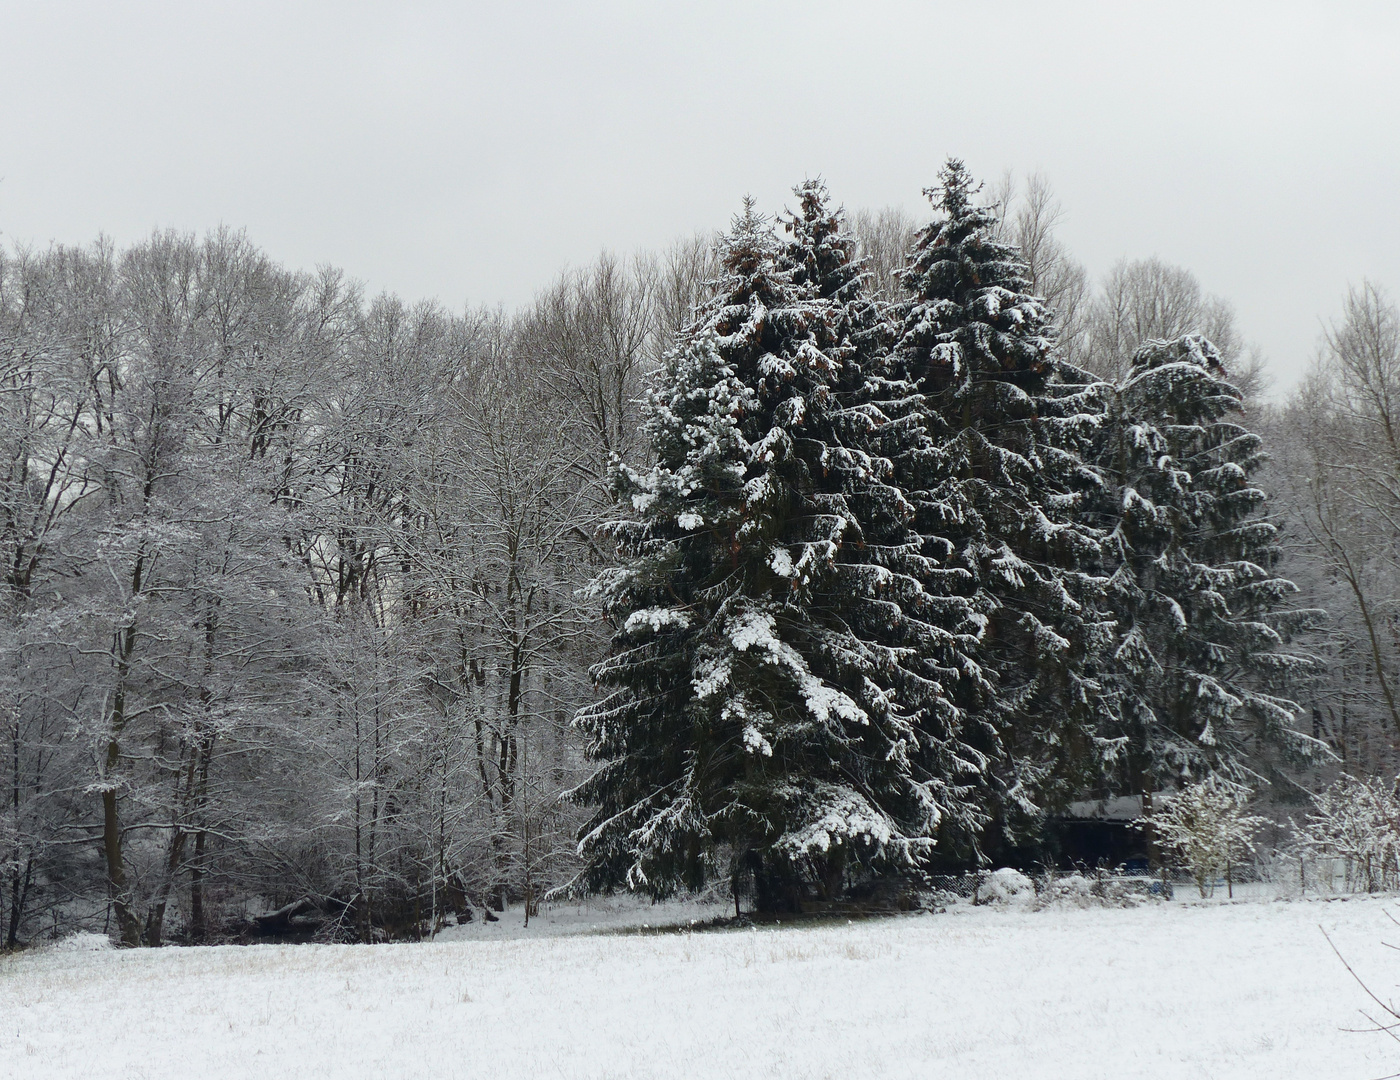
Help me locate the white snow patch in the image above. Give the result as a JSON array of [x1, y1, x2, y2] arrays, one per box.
[[980, 867, 1036, 907], [729, 609, 779, 652], [780, 788, 894, 855], [692, 657, 731, 699], [623, 607, 692, 635], [3, 898, 1397, 1078], [798, 675, 866, 725], [742, 723, 774, 756]]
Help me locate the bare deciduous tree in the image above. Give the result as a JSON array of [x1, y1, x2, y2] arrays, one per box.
[[1271, 283, 1400, 778], [850, 206, 917, 303]]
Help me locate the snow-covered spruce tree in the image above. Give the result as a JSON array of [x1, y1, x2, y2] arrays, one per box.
[[892, 159, 1116, 848], [569, 194, 989, 911], [1092, 334, 1320, 798], [780, 180, 999, 860]]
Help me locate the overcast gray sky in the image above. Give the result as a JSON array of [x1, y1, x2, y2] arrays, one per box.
[[2, 1, 1396, 393]]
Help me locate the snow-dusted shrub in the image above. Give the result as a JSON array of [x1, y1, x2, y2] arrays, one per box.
[[979, 868, 1035, 906], [1039, 873, 1096, 908], [1296, 774, 1400, 892], [49, 932, 113, 952], [1034, 871, 1147, 909], [1148, 778, 1266, 897]]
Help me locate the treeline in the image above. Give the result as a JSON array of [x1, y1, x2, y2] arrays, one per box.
[[0, 229, 719, 946], [0, 162, 1391, 943], [568, 166, 1318, 913]]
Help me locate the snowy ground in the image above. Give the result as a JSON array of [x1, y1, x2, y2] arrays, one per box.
[[3, 895, 1398, 1079]]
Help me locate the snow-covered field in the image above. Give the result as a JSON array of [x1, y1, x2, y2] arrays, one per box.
[[3, 895, 1397, 1079]]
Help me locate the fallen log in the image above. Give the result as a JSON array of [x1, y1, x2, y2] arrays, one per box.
[[250, 897, 325, 936]]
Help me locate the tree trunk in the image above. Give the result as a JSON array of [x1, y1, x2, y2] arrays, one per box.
[[6, 701, 27, 947], [1138, 785, 1160, 869], [189, 829, 207, 941], [6, 853, 32, 948], [102, 671, 141, 946], [103, 546, 145, 948], [102, 782, 140, 947], [143, 824, 188, 947], [144, 734, 205, 947]]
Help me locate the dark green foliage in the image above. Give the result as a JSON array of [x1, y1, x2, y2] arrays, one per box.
[[1091, 334, 1322, 793], [571, 164, 1322, 898], [892, 159, 1116, 837], [570, 187, 990, 907]]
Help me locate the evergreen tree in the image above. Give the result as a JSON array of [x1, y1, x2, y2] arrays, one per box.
[[893, 159, 1115, 844], [1092, 333, 1320, 797], [570, 191, 988, 909], [780, 180, 999, 858]]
